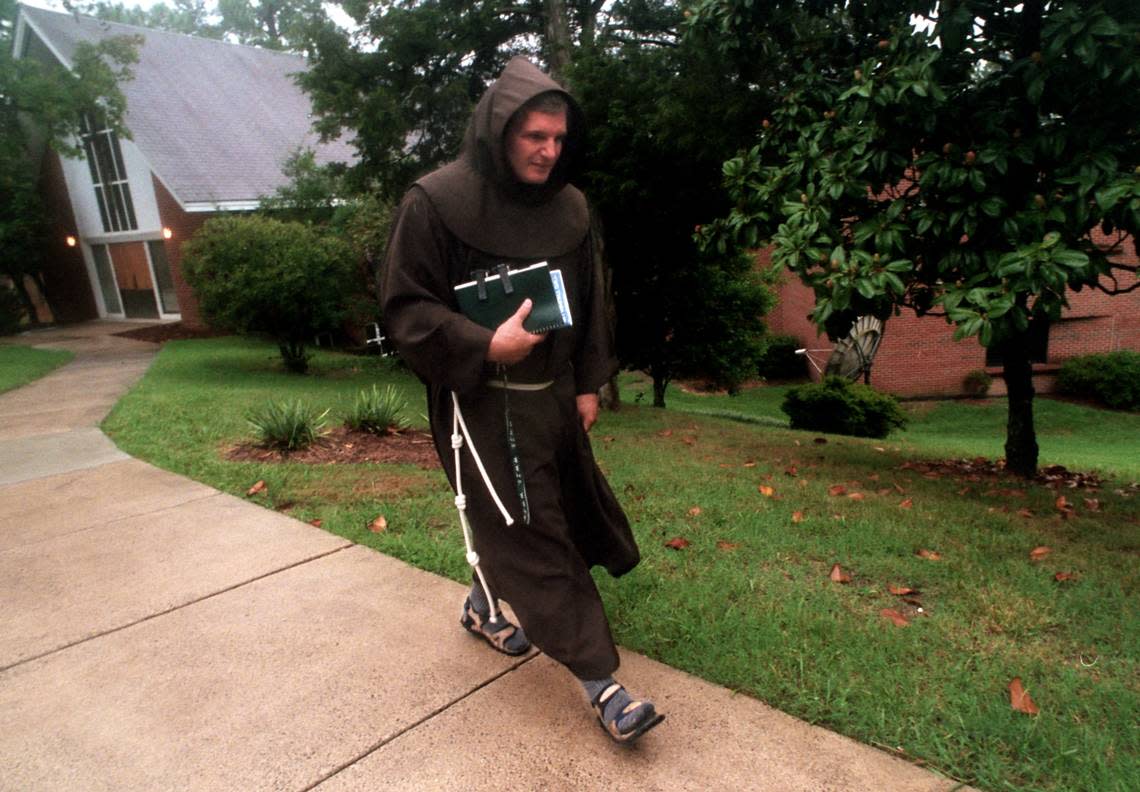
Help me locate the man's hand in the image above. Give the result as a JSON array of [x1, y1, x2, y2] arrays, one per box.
[[576, 393, 599, 433], [487, 299, 546, 365]]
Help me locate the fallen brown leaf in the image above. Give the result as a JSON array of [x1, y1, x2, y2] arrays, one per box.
[[894, 483, 906, 495], [888, 585, 918, 596], [309, 519, 323, 528], [743, 461, 757, 468], [716, 540, 739, 551], [792, 510, 805, 524], [368, 515, 388, 533], [1017, 508, 1035, 518], [758, 485, 776, 497], [1083, 497, 1100, 512], [829, 563, 852, 583], [1029, 546, 1052, 561], [1054, 571, 1077, 582], [916, 548, 942, 561], [828, 484, 847, 496], [848, 492, 866, 501], [658, 429, 673, 438], [957, 486, 971, 496], [880, 608, 910, 627], [246, 480, 267, 497], [785, 466, 799, 477], [664, 537, 691, 550], [1009, 677, 1040, 715], [682, 436, 696, 446], [687, 506, 702, 517], [899, 498, 914, 509]]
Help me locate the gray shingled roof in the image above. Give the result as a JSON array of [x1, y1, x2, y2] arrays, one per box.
[[20, 4, 355, 206]]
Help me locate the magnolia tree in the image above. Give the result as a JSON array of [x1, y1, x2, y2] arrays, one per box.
[[689, 0, 1140, 476]]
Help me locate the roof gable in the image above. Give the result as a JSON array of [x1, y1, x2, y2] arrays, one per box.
[[18, 4, 355, 207]]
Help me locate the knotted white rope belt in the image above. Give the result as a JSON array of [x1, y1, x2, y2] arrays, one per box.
[[449, 377, 552, 625]]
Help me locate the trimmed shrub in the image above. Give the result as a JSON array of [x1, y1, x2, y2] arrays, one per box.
[[758, 334, 807, 380], [781, 376, 908, 438], [247, 398, 329, 451], [962, 369, 993, 396], [182, 215, 355, 373], [346, 385, 410, 434], [1056, 352, 1140, 410]]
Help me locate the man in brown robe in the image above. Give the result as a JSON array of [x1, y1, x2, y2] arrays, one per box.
[[380, 56, 663, 744]]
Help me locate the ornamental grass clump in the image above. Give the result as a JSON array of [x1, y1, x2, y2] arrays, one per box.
[[346, 385, 410, 434], [246, 398, 328, 451]]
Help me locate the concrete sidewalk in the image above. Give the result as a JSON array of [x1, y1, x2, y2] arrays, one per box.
[[0, 322, 969, 791]]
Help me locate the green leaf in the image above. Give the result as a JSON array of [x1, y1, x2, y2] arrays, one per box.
[[1095, 185, 1131, 211], [1052, 250, 1089, 268], [979, 320, 994, 346]]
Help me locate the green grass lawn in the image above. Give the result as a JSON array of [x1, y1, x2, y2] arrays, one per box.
[[104, 337, 1140, 792], [0, 344, 74, 394]]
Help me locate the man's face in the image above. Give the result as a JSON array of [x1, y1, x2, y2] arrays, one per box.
[[505, 109, 567, 185]]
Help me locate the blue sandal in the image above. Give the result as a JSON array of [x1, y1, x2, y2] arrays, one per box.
[[460, 598, 531, 656], [591, 682, 665, 744]]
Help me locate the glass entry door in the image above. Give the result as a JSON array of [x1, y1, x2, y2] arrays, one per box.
[[107, 241, 159, 319]]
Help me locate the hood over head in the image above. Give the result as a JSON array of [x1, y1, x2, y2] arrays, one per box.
[[416, 56, 589, 259]]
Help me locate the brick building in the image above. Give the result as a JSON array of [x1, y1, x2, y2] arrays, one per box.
[[765, 236, 1140, 398], [12, 4, 353, 328]]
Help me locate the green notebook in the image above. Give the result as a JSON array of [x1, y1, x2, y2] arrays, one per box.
[[454, 261, 573, 333]]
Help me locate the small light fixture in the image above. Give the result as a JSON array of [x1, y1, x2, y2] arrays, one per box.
[[162, 227, 174, 240], [66, 235, 77, 247]]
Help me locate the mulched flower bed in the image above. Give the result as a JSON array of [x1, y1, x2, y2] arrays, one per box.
[[114, 322, 226, 344], [227, 426, 440, 469]]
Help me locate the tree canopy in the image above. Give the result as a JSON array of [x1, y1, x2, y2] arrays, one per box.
[[691, 0, 1140, 475], [296, 1, 774, 403]]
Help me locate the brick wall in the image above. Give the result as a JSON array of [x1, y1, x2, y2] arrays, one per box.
[[152, 175, 208, 328], [38, 149, 98, 323], [765, 237, 1140, 398]]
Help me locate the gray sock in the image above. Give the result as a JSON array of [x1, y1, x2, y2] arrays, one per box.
[[468, 580, 492, 615], [583, 677, 639, 722], [581, 676, 615, 702]]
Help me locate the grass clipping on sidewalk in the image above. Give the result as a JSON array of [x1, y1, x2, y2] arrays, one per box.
[[103, 337, 1140, 792]]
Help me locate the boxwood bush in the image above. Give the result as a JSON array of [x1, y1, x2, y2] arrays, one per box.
[[1056, 351, 1140, 410], [182, 215, 355, 373], [782, 376, 908, 438]]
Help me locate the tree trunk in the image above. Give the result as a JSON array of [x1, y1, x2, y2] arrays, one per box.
[[651, 366, 667, 408], [589, 208, 620, 411], [1001, 335, 1039, 478], [544, 0, 572, 83], [10, 275, 41, 327]]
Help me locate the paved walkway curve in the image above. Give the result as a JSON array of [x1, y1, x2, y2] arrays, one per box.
[[0, 322, 971, 791]]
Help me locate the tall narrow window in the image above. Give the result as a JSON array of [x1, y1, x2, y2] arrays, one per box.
[[90, 244, 123, 314], [147, 240, 180, 314], [80, 113, 137, 233]]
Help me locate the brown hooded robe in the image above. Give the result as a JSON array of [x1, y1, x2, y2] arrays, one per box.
[[380, 57, 639, 679]]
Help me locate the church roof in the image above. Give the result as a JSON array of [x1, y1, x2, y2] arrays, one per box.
[[16, 4, 355, 208]]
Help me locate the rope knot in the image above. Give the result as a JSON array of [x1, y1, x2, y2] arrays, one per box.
[[451, 433, 463, 449], [465, 550, 480, 566], [454, 494, 467, 510]]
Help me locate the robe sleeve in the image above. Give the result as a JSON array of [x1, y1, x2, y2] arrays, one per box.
[[380, 187, 494, 393], [572, 226, 619, 395]]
